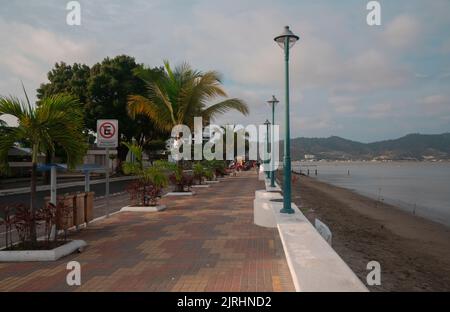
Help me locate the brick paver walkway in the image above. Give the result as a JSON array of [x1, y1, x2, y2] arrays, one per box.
[[0, 172, 294, 292]]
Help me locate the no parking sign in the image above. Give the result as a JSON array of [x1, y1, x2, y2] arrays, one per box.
[[97, 119, 118, 148]]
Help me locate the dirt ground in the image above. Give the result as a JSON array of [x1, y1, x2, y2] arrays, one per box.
[[286, 174, 450, 292]]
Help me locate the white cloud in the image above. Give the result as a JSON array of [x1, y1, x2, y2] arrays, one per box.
[[328, 95, 358, 113], [0, 1, 448, 140], [0, 18, 96, 107], [367, 102, 393, 119], [419, 94, 450, 116], [383, 15, 422, 49]]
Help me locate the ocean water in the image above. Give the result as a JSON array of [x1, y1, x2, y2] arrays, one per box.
[[292, 161, 450, 227]]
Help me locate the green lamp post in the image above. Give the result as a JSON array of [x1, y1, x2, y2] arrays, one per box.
[[264, 119, 271, 179], [274, 26, 299, 214], [267, 95, 279, 187]]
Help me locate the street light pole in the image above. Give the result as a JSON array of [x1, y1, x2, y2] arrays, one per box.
[[274, 26, 299, 214], [264, 120, 271, 179], [267, 95, 279, 187]]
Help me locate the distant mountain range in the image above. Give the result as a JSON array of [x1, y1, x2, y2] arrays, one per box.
[[282, 133, 450, 161]]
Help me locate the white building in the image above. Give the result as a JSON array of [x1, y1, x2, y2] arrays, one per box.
[[83, 147, 118, 173]]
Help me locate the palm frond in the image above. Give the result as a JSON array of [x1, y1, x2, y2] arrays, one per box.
[[0, 96, 28, 119], [128, 95, 173, 132], [21, 81, 33, 115], [128, 61, 248, 133], [0, 126, 25, 174], [202, 98, 249, 121]]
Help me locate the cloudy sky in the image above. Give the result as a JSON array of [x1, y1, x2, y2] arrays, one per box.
[[1, 0, 449, 142]]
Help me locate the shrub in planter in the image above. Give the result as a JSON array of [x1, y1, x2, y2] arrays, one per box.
[[126, 178, 166, 207], [155, 160, 194, 192], [204, 160, 226, 177], [37, 202, 57, 244], [168, 171, 193, 192], [39, 199, 72, 244], [0, 205, 16, 249], [126, 181, 161, 206], [13, 205, 36, 250], [1, 200, 73, 251], [122, 142, 169, 206], [193, 163, 205, 185], [204, 167, 215, 181]]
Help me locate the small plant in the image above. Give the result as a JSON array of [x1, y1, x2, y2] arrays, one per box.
[[157, 160, 193, 192], [0, 205, 15, 249], [193, 163, 205, 185], [125, 166, 168, 207], [37, 202, 57, 245], [122, 142, 169, 206], [168, 170, 193, 192], [205, 160, 226, 177], [52, 198, 73, 243], [13, 205, 35, 249], [1, 199, 73, 251], [126, 180, 164, 206], [204, 167, 215, 181]]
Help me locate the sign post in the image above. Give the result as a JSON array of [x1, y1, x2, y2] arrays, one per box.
[[105, 148, 110, 217], [97, 120, 118, 218]]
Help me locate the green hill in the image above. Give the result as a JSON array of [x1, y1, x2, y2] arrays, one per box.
[[283, 133, 450, 161]]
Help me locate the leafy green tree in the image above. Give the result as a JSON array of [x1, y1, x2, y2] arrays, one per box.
[[0, 92, 87, 244], [127, 61, 249, 132], [87, 56, 166, 163], [37, 56, 166, 166], [37, 62, 90, 181], [37, 62, 90, 106]]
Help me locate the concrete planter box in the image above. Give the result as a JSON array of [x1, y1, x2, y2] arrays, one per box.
[[164, 192, 195, 197], [0, 240, 87, 262], [120, 205, 166, 212], [205, 180, 220, 184], [191, 184, 210, 188]]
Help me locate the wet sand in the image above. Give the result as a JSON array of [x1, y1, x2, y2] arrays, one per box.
[[288, 174, 450, 291]]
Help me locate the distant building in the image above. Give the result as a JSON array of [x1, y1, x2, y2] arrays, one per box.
[[422, 155, 436, 161], [304, 154, 316, 161], [83, 147, 118, 173], [3, 146, 45, 177]]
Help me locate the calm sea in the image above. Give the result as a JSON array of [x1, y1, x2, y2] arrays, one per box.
[[292, 161, 450, 227]]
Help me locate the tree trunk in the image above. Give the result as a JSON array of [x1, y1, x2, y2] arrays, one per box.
[[116, 144, 129, 174], [29, 162, 38, 245], [43, 151, 51, 184]]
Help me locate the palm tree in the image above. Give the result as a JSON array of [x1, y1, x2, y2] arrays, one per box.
[[127, 61, 249, 133], [0, 90, 87, 244]]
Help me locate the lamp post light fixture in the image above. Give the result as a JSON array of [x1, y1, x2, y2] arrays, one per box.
[[274, 26, 299, 214], [264, 119, 271, 179], [267, 95, 279, 187]]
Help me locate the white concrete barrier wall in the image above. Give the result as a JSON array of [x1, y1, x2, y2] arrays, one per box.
[[253, 188, 368, 292], [253, 190, 282, 228]]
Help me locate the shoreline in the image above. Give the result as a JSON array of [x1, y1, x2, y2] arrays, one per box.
[[287, 174, 450, 291]]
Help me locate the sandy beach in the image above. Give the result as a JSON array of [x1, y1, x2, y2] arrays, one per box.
[[287, 174, 450, 291]]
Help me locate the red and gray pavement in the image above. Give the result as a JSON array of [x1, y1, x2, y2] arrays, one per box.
[[0, 172, 294, 292]]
